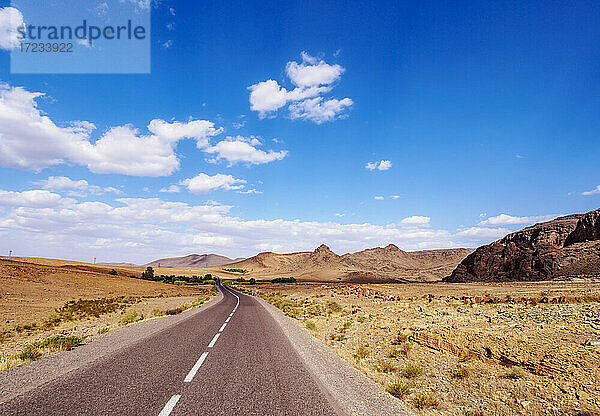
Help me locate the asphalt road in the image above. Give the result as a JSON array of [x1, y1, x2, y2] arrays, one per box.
[[0, 280, 340, 416]]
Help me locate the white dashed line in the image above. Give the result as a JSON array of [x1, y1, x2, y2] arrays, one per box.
[[219, 323, 227, 332], [184, 352, 208, 383], [208, 333, 220, 348], [225, 316, 230, 323], [158, 394, 181, 416]]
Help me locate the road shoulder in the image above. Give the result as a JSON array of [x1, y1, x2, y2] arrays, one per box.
[[253, 295, 414, 416]]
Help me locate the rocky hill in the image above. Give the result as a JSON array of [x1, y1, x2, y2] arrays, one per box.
[[444, 208, 600, 282], [145, 254, 244, 268], [227, 244, 472, 282]]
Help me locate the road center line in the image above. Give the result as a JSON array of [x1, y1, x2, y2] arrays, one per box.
[[184, 352, 208, 383], [219, 323, 227, 332], [207, 333, 220, 348], [158, 394, 181, 416]]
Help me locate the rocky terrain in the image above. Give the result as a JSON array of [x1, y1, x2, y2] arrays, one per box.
[[145, 254, 244, 268], [229, 244, 473, 282], [242, 281, 600, 415], [445, 208, 600, 282]]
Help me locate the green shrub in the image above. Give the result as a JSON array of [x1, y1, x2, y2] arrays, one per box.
[[305, 321, 316, 330], [387, 381, 412, 399], [326, 300, 343, 315], [401, 363, 424, 379], [119, 311, 144, 326], [37, 335, 83, 352], [141, 266, 154, 280], [98, 327, 109, 334], [18, 344, 41, 361]]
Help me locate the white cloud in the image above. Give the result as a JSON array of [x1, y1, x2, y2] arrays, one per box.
[[374, 196, 384, 200], [334, 213, 346, 217], [478, 213, 558, 226], [236, 189, 263, 195], [400, 216, 430, 226], [248, 79, 327, 117], [365, 160, 392, 171], [33, 176, 122, 197], [0, 7, 24, 51], [248, 52, 352, 123], [285, 52, 344, 88], [159, 185, 180, 193], [180, 173, 246, 194], [0, 83, 222, 176], [0, 189, 73, 208], [391, 195, 400, 199], [289, 97, 353, 124], [582, 185, 600, 196], [204, 136, 288, 165]]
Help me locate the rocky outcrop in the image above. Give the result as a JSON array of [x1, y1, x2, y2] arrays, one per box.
[[444, 208, 600, 282]]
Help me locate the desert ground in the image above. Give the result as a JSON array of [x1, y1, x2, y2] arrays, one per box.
[[233, 281, 600, 416], [0, 257, 215, 368]]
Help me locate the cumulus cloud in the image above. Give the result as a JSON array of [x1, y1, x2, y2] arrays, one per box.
[[0, 83, 223, 176], [374, 196, 384, 200], [285, 51, 344, 88], [204, 136, 288, 165], [288, 97, 353, 124], [400, 216, 431, 226], [33, 176, 122, 197], [248, 52, 352, 123], [180, 173, 246, 194], [478, 213, 558, 226], [582, 185, 600, 196], [0, 7, 24, 51], [365, 160, 392, 171], [0, 189, 73, 208]]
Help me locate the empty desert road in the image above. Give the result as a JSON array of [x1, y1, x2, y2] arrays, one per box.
[[0, 280, 340, 415]]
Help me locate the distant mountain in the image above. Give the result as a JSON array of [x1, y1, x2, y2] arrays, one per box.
[[444, 208, 600, 282], [227, 244, 472, 282], [145, 254, 244, 268], [98, 262, 139, 267]]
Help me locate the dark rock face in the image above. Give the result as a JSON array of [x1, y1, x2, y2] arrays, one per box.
[[444, 209, 600, 282]]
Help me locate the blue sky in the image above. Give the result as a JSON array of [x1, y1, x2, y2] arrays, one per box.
[[0, 0, 599, 263]]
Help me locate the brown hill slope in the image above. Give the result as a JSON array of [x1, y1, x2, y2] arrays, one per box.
[[145, 254, 243, 268], [444, 208, 600, 282], [228, 244, 473, 282]]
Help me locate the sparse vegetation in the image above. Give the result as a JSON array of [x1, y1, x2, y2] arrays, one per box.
[[119, 311, 144, 326], [223, 268, 248, 274], [387, 381, 412, 399], [353, 344, 370, 360], [452, 364, 470, 379], [271, 277, 297, 283], [400, 363, 424, 379], [305, 321, 316, 331], [375, 359, 398, 373], [97, 327, 109, 334], [16, 335, 83, 364], [391, 333, 409, 345], [326, 300, 343, 315], [108, 269, 118, 276], [412, 392, 440, 410]]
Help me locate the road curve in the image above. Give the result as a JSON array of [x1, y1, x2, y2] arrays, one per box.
[[0, 280, 341, 415]]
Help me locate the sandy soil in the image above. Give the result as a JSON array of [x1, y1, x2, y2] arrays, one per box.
[[0, 257, 215, 359], [240, 281, 600, 416]]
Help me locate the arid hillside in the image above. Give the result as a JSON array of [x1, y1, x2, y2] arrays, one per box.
[[445, 208, 600, 282], [228, 244, 473, 282], [145, 254, 244, 267]]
